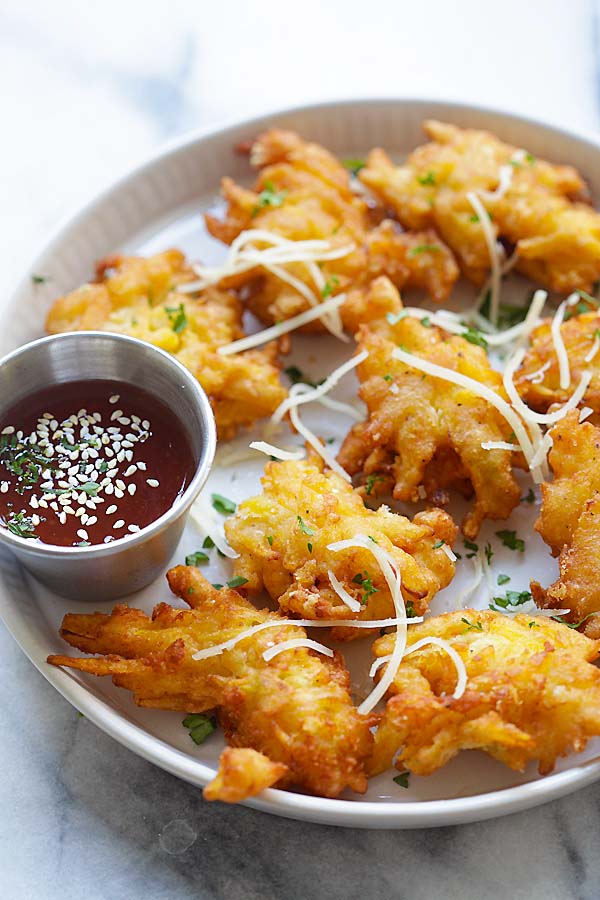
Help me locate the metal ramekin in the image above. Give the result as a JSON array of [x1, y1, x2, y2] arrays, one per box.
[[0, 332, 216, 600]]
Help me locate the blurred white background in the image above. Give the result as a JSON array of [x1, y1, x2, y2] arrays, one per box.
[[1, 0, 598, 287]]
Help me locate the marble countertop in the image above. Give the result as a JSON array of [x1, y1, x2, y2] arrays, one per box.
[[2, 1, 600, 896]]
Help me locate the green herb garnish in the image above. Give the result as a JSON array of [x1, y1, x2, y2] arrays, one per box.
[[6, 511, 36, 539], [462, 327, 488, 350], [551, 612, 599, 630], [417, 171, 436, 186], [266, 535, 273, 546], [202, 535, 215, 549], [297, 515, 315, 536], [182, 713, 217, 745], [252, 181, 287, 215], [408, 244, 440, 258], [165, 303, 187, 334], [227, 576, 249, 589], [490, 589, 532, 611], [461, 617, 483, 633], [185, 551, 209, 566], [31, 274, 49, 284], [342, 158, 366, 175], [496, 529, 525, 552], [497, 573, 510, 586], [365, 474, 384, 496], [321, 276, 340, 299], [433, 540, 445, 549], [484, 543, 494, 565], [211, 493, 236, 515], [463, 539, 478, 559], [393, 771, 410, 788], [405, 600, 415, 618], [352, 571, 379, 605], [521, 488, 535, 504]]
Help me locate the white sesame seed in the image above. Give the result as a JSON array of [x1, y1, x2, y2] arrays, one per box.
[[109, 395, 120, 404], [107, 426, 120, 435], [117, 417, 130, 426], [59, 512, 67, 525], [128, 524, 140, 533], [93, 412, 102, 422], [125, 433, 137, 442], [38, 499, 48, 509], [64, 506, 75, 515], [77, 492, 87, 505], [121, 440, 133, 449], [125, 450, 133, 462], [28, 431, 36, 443], [86, 516, 98, 526], [147, 478, 159, 488], [43, 413, 53, 420], [50, 420, 58, 431], [77, 529, 88, 540], [127, 484, 136, 496], [131, 415, 141, 424], [110, 409, 123, 422], [105, 484, 114, 495], [50, 502, 58, 511], [117, 451, 126, 463], [114, 489, 124, 499], [105, 448, 114, 458], [107, 459, 117, 469], [142, 420, 150, 430], [101, 434, 110, 445], [80, 514, 88, 525], [123, 465, 137, 478], [115, 479, 125, 491], [106, 504, 117, 515], [103, 535, 114, 543], [58, 480, 70, 489], [44, 447, 54, 457], [0, 482, 8, 494], [85, 499, 97, 509], [136, 461, 147, 471], [88, 449, 98, 459], [113, 519, 125, 530], [31, 514, 41, 527], [30, 495, 38, 507], [16, 430, 23, 440], [75, 508, 84, 517]]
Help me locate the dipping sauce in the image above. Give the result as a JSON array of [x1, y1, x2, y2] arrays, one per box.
[[0, 380, 196, 547]]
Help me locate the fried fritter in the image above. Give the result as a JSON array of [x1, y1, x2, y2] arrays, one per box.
[[224, 450, 456, 637], [45, 250, 286, 440], [338, 278, 521, 538], [515, 310, 600, 418], [369, 609, 600, 777], [204, 748, 287, 803], [205, 129, 458, 328], [531, 411, 600, 637], [360, 120, 600, 292], [47, 566, 372, 800]]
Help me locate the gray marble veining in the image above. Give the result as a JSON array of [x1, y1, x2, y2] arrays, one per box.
[[3, 0, 600, 896]]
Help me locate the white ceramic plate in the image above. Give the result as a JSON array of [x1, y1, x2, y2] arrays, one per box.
[[3, 99, 600, 829]]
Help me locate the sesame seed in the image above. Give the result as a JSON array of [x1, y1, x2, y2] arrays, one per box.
[[107, 459, 117, 469], [38, 499, 48, 509], [75, 508, 84, 517], [80, 513, 88, 525], [123, 465, 137, 478], [110, 409, 123, 422], [131, 415, 141, 424], [113, 519, 125, 530], [93, 412, 102, 422], [64, 506, 75, 515], [77, 492, 87, 505], [105, 484, 114, 495], [142, 420, 150, 430], [128, 524, 140, 533], [115, 479, 126, 491], [87, 516, 98, 526], [77, 409, 86, 418], [43, 413, 53, 420], [0, 482, 8, 494], [31, 514, 41, 527], [30, 495, 38, 507], [147, 478, 159, 488], [114, 489, 125, 499], [106, 504, 117, 515], [109, 395, 120, 404], [103, 535, 114, 544], [137, 461, 147, 471], [117, 451, 126, 463], [127, 484, 136, 496], [117, 417, 130, 426], [125, 450, 133, 462], [105, 448, 114, 458], [76, 529, 88, 540], [59, 512, 67, 525], [121, 440, 133, 449], [50, 502, 59, 512], [113, 441, 121, 453]]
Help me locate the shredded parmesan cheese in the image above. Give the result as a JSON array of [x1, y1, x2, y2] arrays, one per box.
[[585, 335, 600, 364], [467, 191, 502, 327], [216, 292, 347, 355], [551, 298, 572, 390], [189, 494, 239, 559], [262, 638, 334, 662], [271, 350, 368, 425], [249, 441, 304, 461], [481, 441, 520, 451], [289, 402, 351, 481], [328, 570, 362, 613], [327, 534, 407, 715], [579, 406, 594, 423], [522, 360, 551, 384], [370, 637, 467, 699], [441, 544, 457, 562], [504, 346, 592, 426]]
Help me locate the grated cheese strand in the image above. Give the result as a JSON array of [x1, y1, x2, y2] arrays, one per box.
[[289, 403, 351, 481], [585, 335, 600, 364], [217, 292, 347, 355], [249, 441, 305, 461], [191, 615, 423, 661], [262, 638, 334, 662], [551, 298, 572, 390], [504, 346, 592, 426], [327, 534, 407, 715], [579, 406, 594, 423], [328, 569, 362, 613], [272, 350, 368, 424], [442, 544, 457, 562], [369, 637, 467, 699], [467, 191, 502, 327], [481, 441, 520, 451], [189, 494, 239, 559]]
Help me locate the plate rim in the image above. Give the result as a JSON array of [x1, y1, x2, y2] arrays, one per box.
[[5, 95, 600, 829]]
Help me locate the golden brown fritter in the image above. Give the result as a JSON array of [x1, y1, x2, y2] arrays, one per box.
[[48, 566, 372, 800], [205, 129, 458, 329], [531, 411, 600, 637], [369, 609, 600, 778], [338, 278, 521, 538], [515, 309, 600, 419], [224, 450, 456, 638], [45, 250, 286, 440], [204, 748, 287, 803], [360, 119, 600, 292]]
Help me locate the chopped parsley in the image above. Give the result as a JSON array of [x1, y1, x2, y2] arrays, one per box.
[[433, 540, 445, 549], [365, 474, 384, 496], [495, 529, 525, 552], [266, 535, 273, 546], [99, 460, 108, 474], [462, 327, 488, 350], [307, 542, 313, 553], [479, 291, 530, 329], [525, 152, 536, 164], [352, 571, 379, 605], [521, 488, 536, 504], [405, 600, 415, 618], [185, 551, 209, 566], [80, 481, 101, 497], [497, 573, 510, 586], [31, 274, 49, 284], [393, 771, 410, 788], [182, 713, 217, 745], [342, 158, 366, 175], [0, 436, 56, 493], [421, 316, 432, 327], [463, 539, 478, 559], [383, 374, 394, 382], [227, 576, 249, 589], [461, 617, 483, 632], [211, 583, 224, 590], [252, 181, 287, 215], [321, 276, 340, 299], [417, 171, 436, 186], [211, 493, 236, 515], [408, 243, 440, 258], [297, 515, 315, 536], [202, 535, 215, 549], [5, 511, 37, 539], [490, 589, 532, 611], [528, 621, 539, 628], [484, 543, 494, 565], [165, 303, 187, 334], [551, 612, 599, 630], [283, 366, 323, 388]]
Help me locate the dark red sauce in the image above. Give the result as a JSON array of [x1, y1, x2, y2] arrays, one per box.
[[0, 380, 195, 547]]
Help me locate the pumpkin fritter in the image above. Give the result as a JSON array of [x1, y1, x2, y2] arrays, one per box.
[[515, 309, 600, 419], [45, 249, 286, 440], [531, 411, 600, 637], [47, 566, 372, 800], [360, 119, 600, 292], [205, 128, 458, 328], [337, 277, 522, 538], [224, 450, 456, 638], [369, 609, 600, 777], [204, 748, 288, 803]]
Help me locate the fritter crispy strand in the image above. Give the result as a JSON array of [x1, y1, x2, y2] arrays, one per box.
[[360, 119, 600, 292], [224, 450, 456, 638], [45, 250, 286, 440], [531, 411, 600, 637], [205, 128, 458, 328], [47, 567, 372, 800], [369, 609, 600, 777], [515, 309, 600, 419], [204, 748, 287, 803], [338, 277, 521, 538]]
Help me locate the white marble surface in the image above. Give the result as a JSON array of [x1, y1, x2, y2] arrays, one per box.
[[2, 0, 600, 896]]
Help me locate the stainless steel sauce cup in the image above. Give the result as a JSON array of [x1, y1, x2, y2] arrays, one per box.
[[0, 331, 216, 600]]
